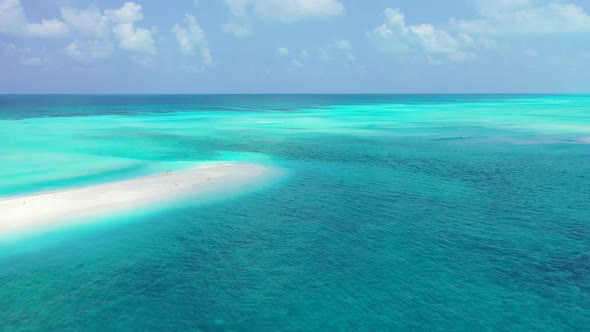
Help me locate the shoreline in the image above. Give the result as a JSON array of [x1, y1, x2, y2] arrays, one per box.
[[0, 162, 271, 235]]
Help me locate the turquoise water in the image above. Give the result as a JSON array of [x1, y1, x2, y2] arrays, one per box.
[[1, 95, 589, 331]]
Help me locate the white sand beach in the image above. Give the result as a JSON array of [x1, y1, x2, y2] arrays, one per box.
[[0, 162, 269, 234]]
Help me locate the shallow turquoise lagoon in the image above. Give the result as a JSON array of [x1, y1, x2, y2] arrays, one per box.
[[1, 95, 589, 330]]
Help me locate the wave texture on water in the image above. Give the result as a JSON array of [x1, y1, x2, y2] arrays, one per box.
[[0, 94, 589, 331]]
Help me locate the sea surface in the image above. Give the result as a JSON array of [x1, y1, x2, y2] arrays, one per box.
[[0, 94, 589, 331]]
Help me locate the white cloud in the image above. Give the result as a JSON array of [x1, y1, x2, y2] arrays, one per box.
[[333, 40, 354, 61], [318, 47, 333, 61], [222, 21, 252, 37], [201, 47, 213, 66], [335, 39, 352, 51], [0, 0, 68, 38], [61, 7, 109, 37], [225, 0, 344, 23], [106, 3, 156, 54], [0, 0, 24, 35], [368, 8, 474, 64], [172, 14, 212, 67], [131, 55, 153, 67], [105, 2, 144, 24], [223, 0, 344, 36], [24, 19, 68, 38], [62, 2, 156, 56], [0, 41, 17, 55], [64, 40, 113, 62], [275, 47, 289, 56], [172, 15, 206, 54], [225, 0, 249, 17], [456, 1, 590, 35], [21, 56, 48, 66], [64, 42, 81, 57], [357, 64, 367, 75], [274, 40, 355, 73], [290, 59, 304, 68], [524, 49, 538, 57], [1, 1, 156, 62], [240, 0, 344, 22], [112, 23, 156, 54], [1, 41, 52, 67], [476, 0, 536, 13], [316, 40, 355, 62], [61, 7, 114, 61]]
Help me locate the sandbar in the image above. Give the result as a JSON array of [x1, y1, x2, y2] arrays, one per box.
[[0, 162, 269, 234]]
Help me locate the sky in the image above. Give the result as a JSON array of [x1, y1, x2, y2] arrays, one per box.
[[0, 0, 589, 93]]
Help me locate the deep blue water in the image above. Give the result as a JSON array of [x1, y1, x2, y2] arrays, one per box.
[[1, 95, 589, 331]]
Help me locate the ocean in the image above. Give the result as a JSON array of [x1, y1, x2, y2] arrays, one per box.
[[0, 94, 589, 331]]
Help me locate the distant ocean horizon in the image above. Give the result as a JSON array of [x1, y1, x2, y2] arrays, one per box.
[[1, 94, 589, 330]]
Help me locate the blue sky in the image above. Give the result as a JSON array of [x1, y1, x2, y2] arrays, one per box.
[[1, 0, 589, 93]]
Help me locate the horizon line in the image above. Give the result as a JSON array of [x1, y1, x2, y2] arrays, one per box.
[[1, 92, 590, 96]]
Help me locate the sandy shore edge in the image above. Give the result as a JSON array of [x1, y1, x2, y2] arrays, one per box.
[[0, 162, 269, 234]]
